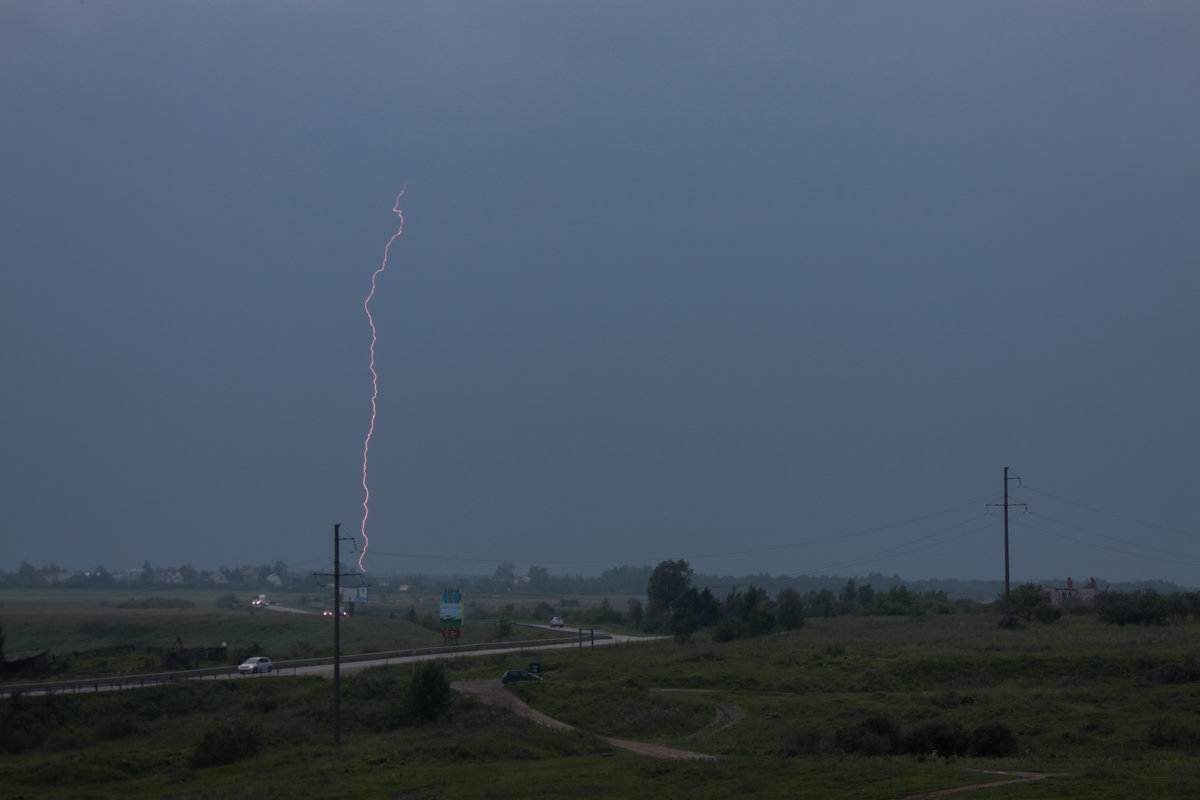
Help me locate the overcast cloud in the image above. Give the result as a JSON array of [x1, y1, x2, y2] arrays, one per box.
[[2, 1, 1197, 585]]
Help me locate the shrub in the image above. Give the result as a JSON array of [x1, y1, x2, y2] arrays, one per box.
[[1096, 590, 1167, 627], [1148, 663, 1198, 685], [1149, 720, 1200, 750], [972, 721, 1018, 757], [189, 723, 262, 768], [834, 714, 900, 756], [781, 726, 823, 756], [1032, 604, 1062, 623], [900, 720, 972, 757], [711, 619, 743, 643], [231, 642, 264, 665], [408, 662, 452, 723]]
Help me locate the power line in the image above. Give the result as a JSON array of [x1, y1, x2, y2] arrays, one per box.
[[349, 492, 1000, 569], [1010, 516, 1200, 567], [1026, 510, 1200, 561], [802, 517, 994, 577], [1021, 485, 1195, 538]]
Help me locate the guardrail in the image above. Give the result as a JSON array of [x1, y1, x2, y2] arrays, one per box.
[[0, 632, 611, 697]]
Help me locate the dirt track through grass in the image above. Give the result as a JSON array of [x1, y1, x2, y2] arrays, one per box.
[[452, 679, 718, 760], [898, 769, 1077, 798]]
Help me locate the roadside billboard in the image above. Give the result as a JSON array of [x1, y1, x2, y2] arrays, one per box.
[[440, 590, 463, 639]]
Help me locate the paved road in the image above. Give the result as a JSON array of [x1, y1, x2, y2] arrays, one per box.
[[290, 629, 659, 679], [3, 629, 661, 694]]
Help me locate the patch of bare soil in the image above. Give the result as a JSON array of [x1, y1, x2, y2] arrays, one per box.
[[452, 679, 717, 760]]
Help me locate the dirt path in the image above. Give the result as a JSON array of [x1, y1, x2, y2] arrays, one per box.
[[452, 679, 717, 760], [898, 769, 1077, 798], [453, 680, 1075, 794], [650, 688, 745, 734], [703, 702, 745, 733]]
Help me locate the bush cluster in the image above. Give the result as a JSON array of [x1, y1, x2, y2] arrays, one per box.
[[1096, 590, 1169, 626], [341, 662, 453, 731], [832, 714, 1017, 758], [189, 723, 262, 768]]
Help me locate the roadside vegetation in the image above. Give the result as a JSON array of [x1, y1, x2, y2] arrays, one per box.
[[7, 614, 1200, 796], [3, 586, 1200, 797], [4, 561, 1200, 797]]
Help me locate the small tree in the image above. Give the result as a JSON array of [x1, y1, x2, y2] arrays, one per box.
[[777, 588, 805, 630], [972, 721, 1018, 757], [495, 604, 515, 641], [1008, 582, 1055, 622], [807, 588, 836, 618], [627, 598, 644, 629], [835, 714, 900, 756], [408, 662, 452, 723], [190, 723, 261, 768], [647, 559, 692, 617], [901, 720, 972, 757]]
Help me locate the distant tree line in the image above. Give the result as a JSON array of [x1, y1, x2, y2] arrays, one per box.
[[4, 558, 1198, 633], [538, 562, 1200, 641], [0, 560, 303, 591], [636, 560, 981, 641]]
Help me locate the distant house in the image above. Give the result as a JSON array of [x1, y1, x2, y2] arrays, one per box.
[[205, 571, 229, 584], [1047, 577, 1107, 605], [155, 570, 184, 584], [266, 573, 282, 586]]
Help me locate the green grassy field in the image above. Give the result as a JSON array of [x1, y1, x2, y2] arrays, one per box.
[[3, 599, 1200, 798], [0, 587, 559, 680]]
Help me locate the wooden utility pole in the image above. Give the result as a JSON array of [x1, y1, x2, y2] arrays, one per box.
[[333, 523, 341, 744], [314, 523, 362, 744]]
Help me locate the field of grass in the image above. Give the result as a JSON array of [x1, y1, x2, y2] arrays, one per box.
[[0, 587, 560, 680], [3, 598, 1200, 798]]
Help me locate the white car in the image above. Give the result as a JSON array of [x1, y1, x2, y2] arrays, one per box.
[[238, 656, 273, 674], [550, 616, 564, 628]]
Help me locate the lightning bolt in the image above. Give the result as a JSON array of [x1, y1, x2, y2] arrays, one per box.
[[360, 190, 405, 572]]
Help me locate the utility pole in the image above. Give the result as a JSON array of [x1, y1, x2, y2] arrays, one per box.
[[313, 523, 363, 745], [987, 467, 1027, 619]]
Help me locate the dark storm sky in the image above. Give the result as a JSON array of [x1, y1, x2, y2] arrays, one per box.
[[2, 1, 1197, 584]]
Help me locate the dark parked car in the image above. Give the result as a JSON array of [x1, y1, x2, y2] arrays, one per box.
[[501, 669, 541, 684]]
